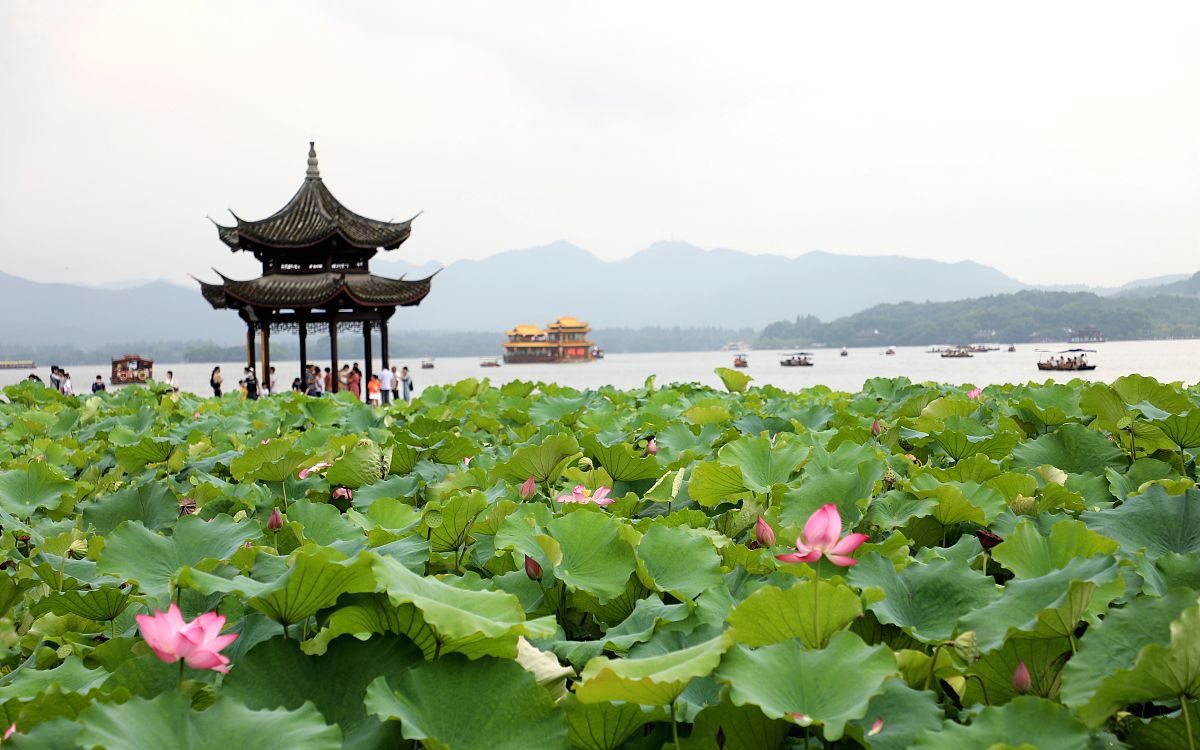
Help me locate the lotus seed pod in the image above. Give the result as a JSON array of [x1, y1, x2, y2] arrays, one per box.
[[883, 468, 897, 485], [578, 457, 594, 471], [1010, 495, 1037, 515], [952, 631, 979, 661]]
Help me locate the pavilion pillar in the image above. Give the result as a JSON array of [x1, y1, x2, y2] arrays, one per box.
[[298, 320, 308, 391], [245, 324, 255, 370], [364, 321, 373, 383], [380, 318, 390, 372], [260, 324, 271, 390], [329, 316, 339, 393]]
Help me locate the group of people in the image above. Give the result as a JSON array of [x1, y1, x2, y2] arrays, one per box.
[[30, 366, 80, 395], [209, 363, 413, 404]]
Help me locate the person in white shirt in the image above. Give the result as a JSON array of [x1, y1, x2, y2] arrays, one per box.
[[378, 366, 394, 404], [61, 372, 74, 396], [164, 370, 179, 392]]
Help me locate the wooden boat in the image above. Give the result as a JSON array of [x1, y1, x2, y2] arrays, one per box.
[[0, 360, 35, 370], [592, 347, 605, 360], [941, 347, 973, 359], [733, 353, 749, 368], [840, 348, 848, 357], [480, 357, 502, 368], [1007, 345, 1016, 352], [1036, 348, 1097, 371], [421, 359, 435, 370], [884, 347, 896, 356], [780, 352, 814, 367], [111, 354, 153, 385]]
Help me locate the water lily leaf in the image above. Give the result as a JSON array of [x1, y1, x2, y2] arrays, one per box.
[[687, 461, 748, 508], [1011, 423, 1126, 475], [848, 553, 999, 643], [75, 692, 341, 750], [502, 434, 580, 483], [563, 695, 666, 750], [581, 435, 661, 482], [365, 654, 566, 750], [716, 632, 896, 741], [541, 511, 638, 604], [224, 634, 422, 750], [718, 435, 807, 493], [576, 633, 730, 707], [0, 462, 74, 517], [248, 547, 377, 626], [991, 520, 1119, 578], [636, 524, 723, 600], [727, 581, 862, 649], [1061, 589, 1200, 726], [1082, 485, 1200, 561], [911, 696, 1088, 750], [715, 367, 752, 393], [97, 516, 259, 597]]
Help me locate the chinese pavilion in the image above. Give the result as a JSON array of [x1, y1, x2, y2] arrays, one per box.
[[502, 316, 595, 363], [197, 143, 434, 391]]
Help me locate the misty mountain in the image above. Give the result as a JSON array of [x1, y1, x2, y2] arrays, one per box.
[[1112, 271, 1200, 299]]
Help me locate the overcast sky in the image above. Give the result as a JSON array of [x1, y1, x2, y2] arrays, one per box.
[[1, 1, 1196, 287]]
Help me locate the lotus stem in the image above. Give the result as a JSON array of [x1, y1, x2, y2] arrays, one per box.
[[924, 644, 944, 691], [178, 658, 185, 691], [812, 559, 821, 647], [670, 699, 680, 749], [1184, 696, 1196, 750], [965, 673, 990, 705]]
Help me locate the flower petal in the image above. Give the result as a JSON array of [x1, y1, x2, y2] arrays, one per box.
[[825, 553, 859, 567], [829, 533, 870, 555], [803, 504, 841, 550]]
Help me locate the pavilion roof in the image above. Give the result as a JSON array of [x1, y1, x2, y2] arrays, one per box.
[[197, 271, 434, 310], [213, 143, 416, 251]]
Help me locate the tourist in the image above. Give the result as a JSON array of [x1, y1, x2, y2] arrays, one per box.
[[210, 367, 223, 397], [400, 366, 412, 402], [244, 368, 260, 400], [367, 374, 382, 406], [347, 366, 362, 401], [91, 375, 106, 393], [306, 366, 323, 397], [237, 379, 246, 398], [338, 365, 350, 392], [378, 364, 394, 404], [391, 366, 400, 402], [27, 373, 42, 384], [164, 370, 179, 393], [49, 366, 62, 392], [269, 366, 277, 395], [324, 367, 333, 393], [291, 376, 302, 392], [61, 372, 74, 396]]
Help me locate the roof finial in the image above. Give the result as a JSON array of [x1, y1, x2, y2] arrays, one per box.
[[306, 141, 320, 179]]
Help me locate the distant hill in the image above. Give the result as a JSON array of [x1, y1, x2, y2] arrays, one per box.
[[757, 289, 1200, 348], [1113, 271, 1200, 299]]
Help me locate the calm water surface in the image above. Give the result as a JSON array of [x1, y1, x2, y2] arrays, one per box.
[[6, 340, 1198, 397]]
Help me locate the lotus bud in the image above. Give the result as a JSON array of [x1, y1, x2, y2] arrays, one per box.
[[968, 387, 982, 400], [975, 529, 1003, 551], [519, 474, 537, 500], [645, 438, 658, 456], [463, 456, 472, 467], [871, 419, 882, 436], [1012, 661, 1032, 694], [578, 457, 594, 471], [788, 712, 812, 726], [3, 724, 15, 741], [332, 487, 353, 501], [952, 630, 978, 661], [524, 554, 543, 581], [868, 717, 884, 736], [267, 507, 283, 532], [754, 516, 776, 547], [1010, 495, 1037, 515]]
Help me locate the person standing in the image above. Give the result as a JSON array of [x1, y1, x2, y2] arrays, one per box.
[[244, 368, 260, 400], [210, 367, 223, 397], [390, 366, 400, 402], [338, 365, 350, 393], [347, 366, 362, 401], [378, 365, 393, 404], [92, 375, 106, 393], [269, 366, 278, 396], [400, 366, 412, 403], [61, 372, 74, 396], [164, 370, 179, 393], [49, 366, 62, 392], [324, 367, 333, 393], [367, 374, 382, 406]]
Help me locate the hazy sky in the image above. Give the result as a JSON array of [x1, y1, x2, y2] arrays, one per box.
[[1, 1, 1196, 287]]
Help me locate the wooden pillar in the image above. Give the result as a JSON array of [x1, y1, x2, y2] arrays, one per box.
[[245, 324, 255, 369], [380, 318, 390, 372], [260, 324, 271, 391], [364, 320, 373, 383], [298, 320, 308, 391], [329, 317, 339, 393]]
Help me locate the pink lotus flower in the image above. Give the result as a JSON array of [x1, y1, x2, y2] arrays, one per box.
[[871, 419, 882, 436], [519, 474, 537, 500], [193, 411, 201, 420], [260, 439, 270, 445], [463, 456, 472, 467], [776, 503, 868, 567], [868, 717, 884, 736], [332, 487, 353, 501], [135, 603, 238, 674], [754, 516, 776, 547], [968, 387, 982, 400], [267, 507, 283, 532], [1012, 661, 1031, 693], [788, 712, 812, 726], [555, 485, 615, 506], [2, 724, 14, 741], [298, 461, 331, 479], [524, 554, 543, 580], [645, 438, 658, 455]]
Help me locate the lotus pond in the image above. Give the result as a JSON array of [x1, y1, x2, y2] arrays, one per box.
[[1, 370, 1199, 749]]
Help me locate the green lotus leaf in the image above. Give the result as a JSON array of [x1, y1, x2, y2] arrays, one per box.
[[76, 692, 341, 750], [0, 462, 74, 517], [908, 475, 1008, 526], [563, 695, 667, 750], [326, 440, 386, 488], [920, 397, 974, 420], [727, 581, 862, 649], [715, 632, 897, 741], [248, 547, 377, 627], [1011, 423, 1126, 475], [1111, 374, 1193, 414], [958, 555, 1123, 652], [718, 435, 807, 493], [1061, 589, 1200, 726], [845, 679, 943, 750], [636, 524, 723, 600], [1154, 410, 1200, 450], [541, 510, 638, 604], [581, 435, 661, 482], [779, 463, 882, 528], [548, 595, 691, 667], [1105, 457, 1177, 502], [962, 636, 1072, 707], [715, 367, 752, 393], [230, 439, 309, 483], [97, 516, 259, 597], [576, 633, 730, 707], [301, 593, 440, 658], [686, 404, 732, 425], [1082, 485, 1200, 561], [224, 634, 422, 750], [1079, 383, 1131, 433], [678, 700, 790, 750], [0, 658, 109, 703], [848, 553, 999, 643], [501, 433, 580, 483], [688, 461, 748, 508], [365, 654, 567, 750], [865, 491, 937, 530], [911, 696, 1088, 750], [31, 586, 131, 622], [991, 519, 1119, 578], [82, 482, 178, 534], [423, 490, 488, 553], [1122, 703, 1200, 750]]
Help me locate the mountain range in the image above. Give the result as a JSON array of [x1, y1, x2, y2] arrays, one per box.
[[0, 242, 1192, 348]]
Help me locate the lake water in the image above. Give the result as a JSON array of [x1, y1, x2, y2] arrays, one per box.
[[5, 340, 1197, 396]]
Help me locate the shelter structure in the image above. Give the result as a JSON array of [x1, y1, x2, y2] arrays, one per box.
[[197, 143, 434, 392]]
